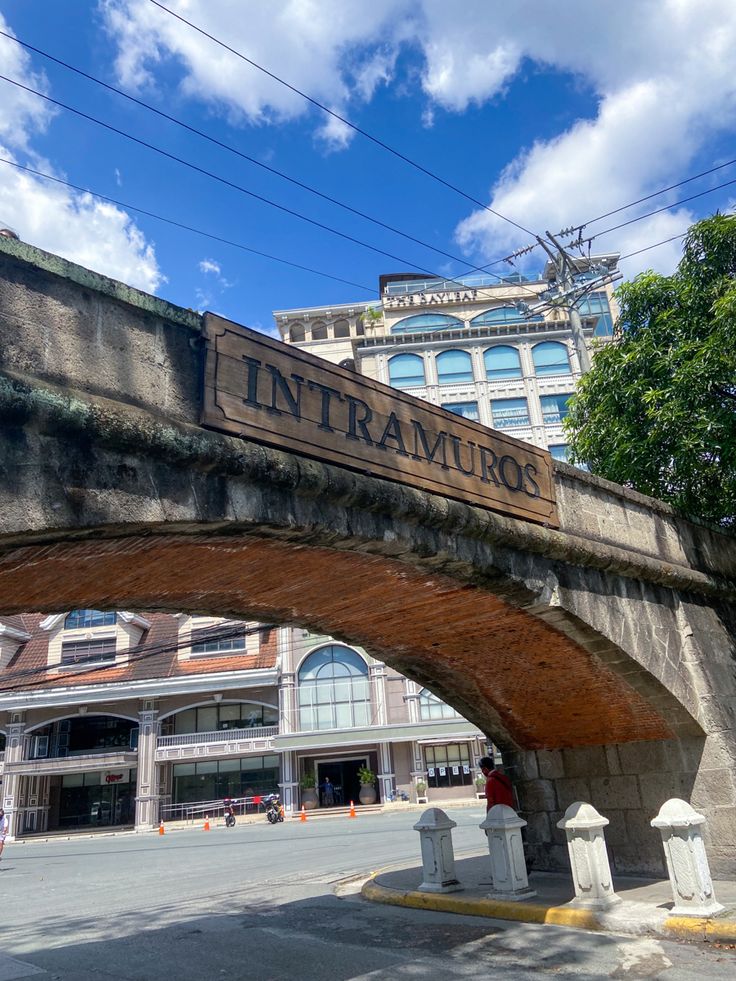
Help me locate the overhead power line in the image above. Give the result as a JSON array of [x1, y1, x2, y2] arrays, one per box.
[[147, 0, 538, 239], [0, 156, 377, 294], [0, 74, 548, 303], [0, 30, 552, 292], [581, 156, 736, 227], [0, 29, 508, 276], [0, 74, 441, 276], [589, 176, 736, 241]]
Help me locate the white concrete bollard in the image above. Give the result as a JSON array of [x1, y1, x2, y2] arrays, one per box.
[[479, 804, 536, 901], [413, 807, 463, 893], [557, 802, 620, 910], [651, 798, 724, 917]]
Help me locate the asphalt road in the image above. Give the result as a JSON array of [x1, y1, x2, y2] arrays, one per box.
[[1, 805, 735, 980]]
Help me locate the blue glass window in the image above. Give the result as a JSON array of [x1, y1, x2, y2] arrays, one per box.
[[64, 610, 116, 629], [298, 645, 370, 731], [471, 306, 542, 326], [540, 393, 572, 425], [442, 401, 479, 421], [436, 349, 473, 385], [578, 291, 613, 337], [484, 345, 522, 381], [388, 353, 425, 389], [491, 398, 530, 429], [419, 689, 461, 720], [391, 313, 464, 335], [532, 341, 571, 376], [549, 444, 569, 462]]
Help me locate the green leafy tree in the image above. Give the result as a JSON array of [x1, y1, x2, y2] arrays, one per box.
[[565, 214, 736, 527]]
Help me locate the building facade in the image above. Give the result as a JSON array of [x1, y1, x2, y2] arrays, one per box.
[[0, 611, 485, 838], [273, 259, 619, 461]]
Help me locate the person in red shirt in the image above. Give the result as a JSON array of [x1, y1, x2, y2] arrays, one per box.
[[478, 756, 514, 811]]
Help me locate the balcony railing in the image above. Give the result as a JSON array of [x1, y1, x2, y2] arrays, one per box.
[[157, 726, 278, 747]]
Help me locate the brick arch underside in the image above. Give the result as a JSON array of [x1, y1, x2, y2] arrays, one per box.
[[0, 534, 675, 751]]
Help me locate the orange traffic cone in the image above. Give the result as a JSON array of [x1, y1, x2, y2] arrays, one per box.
[[158, 821, 165, 836], [349, 800, 356, 819], [203, 815, 210, 831], [300, 806, 307, 822]]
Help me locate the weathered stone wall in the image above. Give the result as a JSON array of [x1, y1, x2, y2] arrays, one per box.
[[1, 237, 736, 875]]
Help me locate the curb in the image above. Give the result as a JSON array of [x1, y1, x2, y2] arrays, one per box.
[[361, 875, 736, 943], [361, 877, 600, 931]]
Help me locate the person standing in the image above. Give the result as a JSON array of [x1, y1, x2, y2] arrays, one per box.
[[0, 808, 9, 861], [478, 757, 514, 811]]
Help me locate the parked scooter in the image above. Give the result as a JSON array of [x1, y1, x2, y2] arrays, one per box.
[[224, 800, 236, 828], [264, 793, 284, 824]]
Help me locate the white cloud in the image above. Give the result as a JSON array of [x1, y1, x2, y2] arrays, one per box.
[[199, 258, 221, 275], [0, 13, 163, 293], [101, 0, 410, 147], [99, 1, 736, 275]]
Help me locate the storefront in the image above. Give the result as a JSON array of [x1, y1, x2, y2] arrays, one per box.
[[52, 768, 137, 829], [171, 754, 280, 804]]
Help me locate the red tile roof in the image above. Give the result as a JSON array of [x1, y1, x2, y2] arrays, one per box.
[[0, 613, 277, 694]]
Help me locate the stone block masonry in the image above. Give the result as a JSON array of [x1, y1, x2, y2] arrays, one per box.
[[1, 236, 736, 875]]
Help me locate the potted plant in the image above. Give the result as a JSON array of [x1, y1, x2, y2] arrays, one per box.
[[300, 772, 319, 810], [414, 779, 428, 803], [475, 774, 486, 800], [357, 766, 377, 805]]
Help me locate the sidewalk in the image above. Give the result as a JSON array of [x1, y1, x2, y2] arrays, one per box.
[[362, 852, 736, 943]]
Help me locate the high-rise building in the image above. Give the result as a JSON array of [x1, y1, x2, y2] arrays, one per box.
[[273, 256, 619, 462]]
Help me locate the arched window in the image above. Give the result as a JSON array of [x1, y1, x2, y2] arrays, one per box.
[[64, 610, 116, 629], [289, 322, 305, 342], [388, 353, 425, 389], [471, 306, 542, 326], [333, 319, 351, 338], [419, 689, 461, 720], [298, 645, 370, 731], [436, 349, 473, 385], [532, 341, 571, 376], [311, 320, 328, 340], [391, 313, 463, 335], [484, 345, 522, 381]]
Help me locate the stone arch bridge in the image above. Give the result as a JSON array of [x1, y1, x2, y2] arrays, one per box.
[[1, 237, 735, 875]]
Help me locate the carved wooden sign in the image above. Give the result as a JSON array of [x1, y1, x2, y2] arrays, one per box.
[[202, 313, 558, 526]]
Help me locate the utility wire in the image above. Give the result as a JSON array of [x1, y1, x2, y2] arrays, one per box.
[[0, 29, 503, 275], [147, 0, 538, 239], [0, 28, 554, 301], [581, 156, 736, 227], [0, 620, 276, 692], [0, 73, 547, 302], [588, 176, 736, 241], [0, 74, 439, 276], [0, 156, 377, 295]]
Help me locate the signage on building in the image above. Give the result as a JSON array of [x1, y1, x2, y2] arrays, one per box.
[[201, 314, 558, 526], [383, 288, 478, 309], [103, 770, 128, 784]]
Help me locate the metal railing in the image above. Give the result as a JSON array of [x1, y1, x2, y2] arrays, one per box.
[[160, 794, 275, 824], [157, 725, 278, 747]]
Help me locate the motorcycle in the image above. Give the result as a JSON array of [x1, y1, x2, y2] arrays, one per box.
[[264, 793, 284, 824]]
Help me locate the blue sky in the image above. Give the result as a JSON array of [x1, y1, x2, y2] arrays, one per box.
[[1, 0, 735, 335]]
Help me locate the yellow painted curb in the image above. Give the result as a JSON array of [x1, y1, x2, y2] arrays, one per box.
[[663, 914, 736, 943], [361, 877, 600, 931]]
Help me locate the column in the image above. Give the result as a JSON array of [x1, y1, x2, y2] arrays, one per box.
[[2, 713, 26, 839], [377, 742, 394, 801], [279, 750, 297, 815], [404, 679, 420, 724], [135, 702, 161, 831], [480, 804, 536, 901], [369, 661, 388, 726]]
